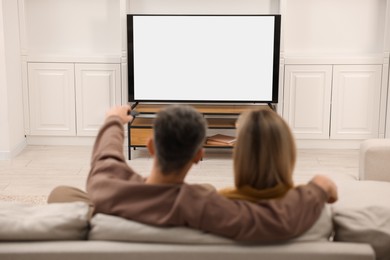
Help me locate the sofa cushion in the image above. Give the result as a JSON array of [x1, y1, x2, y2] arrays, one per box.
[[0, 202, 89, 241], [333, 181, 390, 260], [0, 241, 375, 260], [89, 213, 234, 244], [359, 139, 390, 182], [89, 206, 332, 243], [293, 205, 333, 242]]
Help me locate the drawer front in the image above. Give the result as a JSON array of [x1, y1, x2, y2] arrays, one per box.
[[130, 128, 153, 146]]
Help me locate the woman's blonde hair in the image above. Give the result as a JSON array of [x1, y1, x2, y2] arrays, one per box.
[[233, 108, 296, 190]]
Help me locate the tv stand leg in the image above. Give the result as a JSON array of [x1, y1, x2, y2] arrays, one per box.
[[130, 102, 139, 110], [267, 103, 276, 111]]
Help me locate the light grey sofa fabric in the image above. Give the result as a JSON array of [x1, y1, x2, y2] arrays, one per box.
[[0, 241, 375, 260], [360, 139, 390, 182], [89, 213, 234, 244], [333, 181, 390, 260], [89, 205, 332, 243], [0, 202, 89, 241]]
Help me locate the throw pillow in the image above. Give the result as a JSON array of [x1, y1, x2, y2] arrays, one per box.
[[0, 202, 89, 241], [89, 213, 234, 244], [89, 205, 332, 244], [292, 205, 333, 242]]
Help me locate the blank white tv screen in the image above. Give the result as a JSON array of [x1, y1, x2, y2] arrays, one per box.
[[128, 15, 281, 103]]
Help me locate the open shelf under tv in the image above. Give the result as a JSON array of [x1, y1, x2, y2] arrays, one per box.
[[127, 102, 271, 160]]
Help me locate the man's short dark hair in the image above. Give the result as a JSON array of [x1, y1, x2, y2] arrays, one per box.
[[153, 105, 207, 174]]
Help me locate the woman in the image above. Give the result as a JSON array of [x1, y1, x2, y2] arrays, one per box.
[[220, 108, 305, 201]]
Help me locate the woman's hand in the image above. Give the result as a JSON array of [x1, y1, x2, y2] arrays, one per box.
[[311, 175, 338, 203]]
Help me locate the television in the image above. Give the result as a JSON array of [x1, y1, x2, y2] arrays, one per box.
[[127, 14, 281, 103]]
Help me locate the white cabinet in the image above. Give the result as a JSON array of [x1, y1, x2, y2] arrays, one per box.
[[17, 0, 390, 147], [281, 0, 389, 144], [284, 64, 382, 140], [283, 65, 332, 139], [28, 63, 76, 136], [27, 63, 121, 137], [331, 65, 382, 139], [19, 0, 126, 143], [75, 64, 121, 136]]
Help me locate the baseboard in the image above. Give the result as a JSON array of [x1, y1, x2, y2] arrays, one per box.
[[26, 136, 97, 146], [0, 139, 27, 160]]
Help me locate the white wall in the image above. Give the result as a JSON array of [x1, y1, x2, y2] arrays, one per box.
[[127, 0, 279, 14], [0, 0, 8, 155], [23, 0, 122, 56], [1, 0, 388, 153], [283, 0, 387, 56], [0, 0, 26, 159]]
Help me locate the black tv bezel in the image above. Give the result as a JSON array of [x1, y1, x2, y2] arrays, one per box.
[[127, 14, 281, 104]]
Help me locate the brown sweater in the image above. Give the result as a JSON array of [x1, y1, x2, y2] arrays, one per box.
[[86, 116, 329, 242]]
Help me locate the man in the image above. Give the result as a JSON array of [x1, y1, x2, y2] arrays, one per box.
[[50, 104, 337, 242]]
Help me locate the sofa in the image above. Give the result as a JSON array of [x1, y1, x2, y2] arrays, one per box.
[[0, 139, 390, 260]]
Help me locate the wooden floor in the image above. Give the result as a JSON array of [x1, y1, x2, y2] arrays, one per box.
[[0, 146, 359, 200]]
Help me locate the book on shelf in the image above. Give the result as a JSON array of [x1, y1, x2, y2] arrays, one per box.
[[206, 134, 236, 146]]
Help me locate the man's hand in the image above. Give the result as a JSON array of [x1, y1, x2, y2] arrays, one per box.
[[105, 105, 133, 125], [310, 175, 338, 203]]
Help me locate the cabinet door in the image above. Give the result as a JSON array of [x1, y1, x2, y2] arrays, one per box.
[[283, 65, 332, 139], [331, 65, 382, 139], [75, 64, 121, 136], [27, 63, 75, 136]]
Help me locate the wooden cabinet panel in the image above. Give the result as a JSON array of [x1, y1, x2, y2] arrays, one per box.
[[130, 128, 153, 146]]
